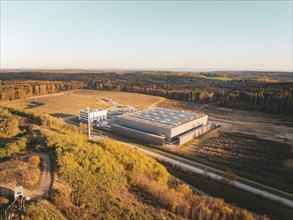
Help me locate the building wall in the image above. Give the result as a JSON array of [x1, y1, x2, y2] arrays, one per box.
[[170, 115, 208, 141], [117, 117, 172, 137], [111, 124, 165, 145], [117, 115, 208, 142], [90, 110, 107, 119], [79, 109, 107, 123], [178, 123, 211, 145], [79, 111, 88, 122]]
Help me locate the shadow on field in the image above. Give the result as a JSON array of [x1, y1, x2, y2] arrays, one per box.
[[0, 187, 14, 200], [27, 101, 44, 109], [51, 113, 73, 118]]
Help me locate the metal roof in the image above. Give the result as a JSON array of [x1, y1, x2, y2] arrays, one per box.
[[121, 108, 202, 128]]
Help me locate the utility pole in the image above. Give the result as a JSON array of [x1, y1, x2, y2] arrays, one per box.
[[87, 107, 91, 139]]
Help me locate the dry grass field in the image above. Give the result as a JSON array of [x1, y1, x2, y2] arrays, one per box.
[[5, 90, 164, 116], [0, 159, 41, 190], [69, 90, 165, 109], [6, 92, 112, 117], [158, 99, 293, 145]]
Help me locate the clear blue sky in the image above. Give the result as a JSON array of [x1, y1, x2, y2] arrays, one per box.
[[1, 0, 292, 71]]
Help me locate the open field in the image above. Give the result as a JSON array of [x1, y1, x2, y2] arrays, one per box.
[[158, 99, 293, 192], [5, 90, 165, 117], [158, 99, 293, 145], [0, 158, 41, 191], [69, 90, 165, 109], [5, 92, 112, 117], [201, 75, 233, 81]]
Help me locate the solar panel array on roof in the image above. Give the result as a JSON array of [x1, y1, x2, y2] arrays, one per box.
[[128, 108, 197, 127]]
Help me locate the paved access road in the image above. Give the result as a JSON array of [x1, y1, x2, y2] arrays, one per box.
[[123, 143, 293, 208]]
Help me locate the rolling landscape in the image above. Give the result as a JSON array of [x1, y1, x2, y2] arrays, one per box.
[[0, 1, 292, 220], [0, 71, 292, 219]]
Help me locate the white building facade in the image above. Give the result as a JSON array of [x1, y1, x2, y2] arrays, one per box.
[[79, 109, 107, 123], [111, 108, 210, 146]]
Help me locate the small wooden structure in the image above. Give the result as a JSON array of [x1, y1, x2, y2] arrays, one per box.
[[14, 186, 24, 200]]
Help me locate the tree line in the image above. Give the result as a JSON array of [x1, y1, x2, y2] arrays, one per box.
[[117, 84, 293, 114], [1, 71, 292, 114], [0, 80, 85, 102]]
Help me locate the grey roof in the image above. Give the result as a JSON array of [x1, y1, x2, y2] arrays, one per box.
[[79, 109, 106, 113], [122, 108, 200, 127]]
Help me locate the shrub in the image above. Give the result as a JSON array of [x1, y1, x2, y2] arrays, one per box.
[[28, 156, 41, 166]]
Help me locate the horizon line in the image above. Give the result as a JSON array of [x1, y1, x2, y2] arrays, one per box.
[[1, 68, 292, 73]]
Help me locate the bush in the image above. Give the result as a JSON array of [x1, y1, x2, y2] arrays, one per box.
[[28, 156, 41, 166]]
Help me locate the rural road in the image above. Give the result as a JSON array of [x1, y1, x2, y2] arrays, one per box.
[[119, 141, 293, 208], [19, 152, 51, 199], [64, 118, 293, 208]]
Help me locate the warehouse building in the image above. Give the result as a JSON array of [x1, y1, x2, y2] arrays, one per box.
[[111, 108, 210, 146], [79, 109, 107, 123]]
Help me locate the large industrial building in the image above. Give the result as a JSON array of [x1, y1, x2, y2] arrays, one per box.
[[79, 109, 107, 123], [111, 108, 210, 146]]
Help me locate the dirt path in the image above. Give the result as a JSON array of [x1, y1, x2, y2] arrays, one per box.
[[149, 97, 166, 108], [1, 152, 52, 200], [22, 152, 51, 199]]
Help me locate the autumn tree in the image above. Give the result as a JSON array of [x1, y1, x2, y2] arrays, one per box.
[[0, 107, 20, 138], [222, 170, 237, 186], [28, 156, 41, 166]]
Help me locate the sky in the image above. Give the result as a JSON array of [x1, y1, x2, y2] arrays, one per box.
[[1, 0, 292, 71]]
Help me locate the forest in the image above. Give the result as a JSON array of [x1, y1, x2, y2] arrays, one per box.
[[0, 70, 292, 114], [0, 80, 85, 102], [0, 106, 268, 219]]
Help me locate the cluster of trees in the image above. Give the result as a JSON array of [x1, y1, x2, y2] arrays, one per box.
[[45, 130, 265, 219], [0, 107, 29, 159], [0, 136, 27, 159], [217, 87, 293, 114], [0, 80, 85, 102], [115, 83, 293, 114], [8, 107, 81, 134], [0, 107, 20, 138], [4, 107, 265, 219]]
